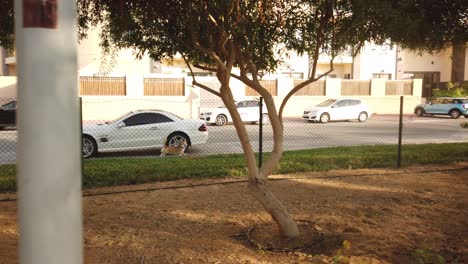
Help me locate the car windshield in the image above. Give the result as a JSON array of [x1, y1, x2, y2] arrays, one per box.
[[105, 111, 183, 124], [1, 101, 16, 110], [316, 99, 337, 107], [427, 98, 468, 104], [106, 112, 134, 124], [217, 102, 240, 108], [162, 111, 183, 120]]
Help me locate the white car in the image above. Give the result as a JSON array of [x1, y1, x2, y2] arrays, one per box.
[[82, 110, 208, 158], [303, 98, 371, 123], [199, 99, 269, 126]]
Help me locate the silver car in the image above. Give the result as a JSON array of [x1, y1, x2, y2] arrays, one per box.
[[200, 99, 269, 126], [82, 110, 208, 158], [303, 99, 371, 123]]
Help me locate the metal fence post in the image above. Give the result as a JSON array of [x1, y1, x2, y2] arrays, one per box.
[[397, 96, 404, 168], [80, 97, 84, 172], [259, 97, 263, 168]]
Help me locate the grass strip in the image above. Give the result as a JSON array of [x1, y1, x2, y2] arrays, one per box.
[[0, 143, 467, 192]]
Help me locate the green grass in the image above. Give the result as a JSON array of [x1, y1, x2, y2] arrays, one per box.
[[1, 143, 467, 192]]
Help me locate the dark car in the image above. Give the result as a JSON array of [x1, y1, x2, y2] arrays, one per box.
[[0, 100, 16, 130]]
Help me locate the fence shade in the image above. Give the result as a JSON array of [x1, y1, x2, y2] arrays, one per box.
[[341, 80, 371, 96], [294, 80, 326, 96], [80, 76, 126, 96], [144, 78, 185, 96], [245, 80, 278, 96], [385, 80, 413, 95]]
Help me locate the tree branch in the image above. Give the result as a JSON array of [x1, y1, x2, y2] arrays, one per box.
[[183, 55, 221, 97], [185, 0, 226, 68], [279, 59, 335, 120]]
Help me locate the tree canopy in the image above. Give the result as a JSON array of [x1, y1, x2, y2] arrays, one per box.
[[362, 0, 467, 51], [1, 0, 466, 60], [0, 0, 14, 50]]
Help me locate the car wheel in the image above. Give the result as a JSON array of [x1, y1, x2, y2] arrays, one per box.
[[449, 110, 461, 119], [261, 113, 270, 125], [82, 136, 97, 159], [319, 113, 330, 123], [167, 133, 190, 152], [358, 112, 368, 122], [415, 108, 425, 116], [215, 115, 228, 126]]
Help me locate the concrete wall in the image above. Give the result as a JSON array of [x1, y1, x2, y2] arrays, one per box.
[[81, 97, 198, 122], [278, 96, 422, 117], [0, 76, 17, 99], [81, 77, 423, 121], [0, 75, 423, 120], [277, 78, 422, 117]]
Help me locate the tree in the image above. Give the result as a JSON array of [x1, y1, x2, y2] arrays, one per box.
[[77, 0, 378, 238]]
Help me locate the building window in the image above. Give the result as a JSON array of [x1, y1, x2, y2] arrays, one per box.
[[278, 72, 304, 79], [372, 73, 391, 80]]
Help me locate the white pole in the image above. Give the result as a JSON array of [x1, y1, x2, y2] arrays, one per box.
[[15, 1, 82, 264]]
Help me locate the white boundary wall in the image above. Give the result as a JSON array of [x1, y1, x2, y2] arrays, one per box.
[[0, 76, 17, 98], [1, 76, 423, 121]]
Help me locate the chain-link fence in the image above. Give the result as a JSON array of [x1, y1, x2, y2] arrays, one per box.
[[1, 96, 467, 166], [0, 97, 16, 164]]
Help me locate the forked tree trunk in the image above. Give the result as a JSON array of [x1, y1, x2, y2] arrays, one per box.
[[248, 179, 300, 237], [218, 81, 300, 238]]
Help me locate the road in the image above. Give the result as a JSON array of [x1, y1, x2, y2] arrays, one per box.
[[0, 115, 467, 164], [190, 115, 468, 155]]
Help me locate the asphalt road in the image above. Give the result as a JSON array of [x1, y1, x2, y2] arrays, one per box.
[[0, 115, 467, 164]]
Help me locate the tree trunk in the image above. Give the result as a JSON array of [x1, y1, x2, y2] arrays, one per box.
[[248, 178, 300, 238], [217, 81, 300, 239], [451, 41, 466, 85]]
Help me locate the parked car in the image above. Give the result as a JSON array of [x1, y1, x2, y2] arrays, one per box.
[[0, 100, 16, 130], [199, 99, 269, 126], [82, 110, 208, 158], [414, 97, 468, 119], [303, 98, 371, 123]]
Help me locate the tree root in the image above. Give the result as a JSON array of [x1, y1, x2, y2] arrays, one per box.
[[242, 219, 327, 252]]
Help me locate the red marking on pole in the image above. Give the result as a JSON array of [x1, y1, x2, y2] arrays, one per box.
[[23, 0, 57, 29]]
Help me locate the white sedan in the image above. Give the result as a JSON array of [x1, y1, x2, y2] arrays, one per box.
[[303, 98, 371, 123], [199, 99, 269, 126], [82, 110, 208, 158]]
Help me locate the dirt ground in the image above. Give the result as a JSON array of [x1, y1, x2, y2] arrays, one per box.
[[1, 163, 467, 263]]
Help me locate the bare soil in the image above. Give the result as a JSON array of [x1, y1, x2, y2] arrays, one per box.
[[1, 163, 467, 263]]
